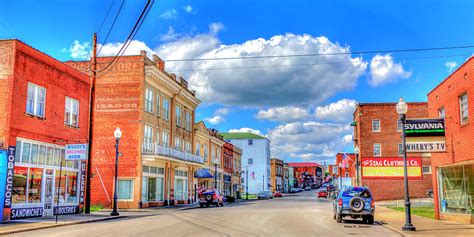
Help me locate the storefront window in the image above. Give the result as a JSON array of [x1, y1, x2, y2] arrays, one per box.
[[55, 170, 67, 202], [439, 164, 474, 214], [142, 177, 148, 202], [21, 143, 30, 163], [46, 147, 53, 166], [28, 168, 43, 203], [39, 145, 47, 165], [67, 171, 78, 203], [148, 177, 157, 201], [157, 178, 164, 201], [30, 144, 39, 164], [13, 166, 28, 203], [118, 179, 134, 200]]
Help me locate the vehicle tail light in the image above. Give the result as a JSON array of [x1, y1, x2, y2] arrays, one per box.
[[213, 194, 217, 199], [338, 198, 343, 207], [371, 200, 375, 208]]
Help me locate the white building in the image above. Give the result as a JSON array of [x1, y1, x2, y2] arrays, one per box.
[[220, 133, 270, 195]]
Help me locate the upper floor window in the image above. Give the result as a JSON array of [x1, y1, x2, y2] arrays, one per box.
[[176, 106, 182, 127], [372, 119, 380, 132], [26, 82, 46, 118], [162, 131, 169, 147], [438, 107, 445, 118], [156, 95, 160, 117], [65, 97, 79, 127], [163, 98, 170, 120], [195, 143, 200, 155], [422, 166, 432, 174], [185, 141, 191, 153], [248, 139, 253, 145], [248, 158, 253, 165], [373, 143, 381, 157], [175, 137, 182, 150], [203, 145, 208, 161], [459, 93, 469, 125], [145, 88, 154, 113], [144, 125, 153, 145], [185, 111, 191, 131]]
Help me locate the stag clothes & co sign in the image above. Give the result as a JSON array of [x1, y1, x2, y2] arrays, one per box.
[[361, 157, 422, 180]]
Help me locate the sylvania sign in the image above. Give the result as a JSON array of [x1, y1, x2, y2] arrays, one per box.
[[404, 118, 445, 137], [362, 157, 422, 180]]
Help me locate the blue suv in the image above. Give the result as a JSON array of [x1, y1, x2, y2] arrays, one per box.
[[333, 186, 375, 224]]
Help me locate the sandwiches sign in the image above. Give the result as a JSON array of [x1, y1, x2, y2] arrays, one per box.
[[404, 118, 445, 137]]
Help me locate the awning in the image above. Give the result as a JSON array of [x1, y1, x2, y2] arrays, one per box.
[[350, 121, 357, 126], [194, 168, 214, 178]]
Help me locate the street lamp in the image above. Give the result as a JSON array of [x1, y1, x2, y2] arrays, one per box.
[[354, 145, 360, 186], [245, 168, 249, 200], [396, 97, 416, 232], [111, 127, 122, 216], [213, 158, 219, 189]]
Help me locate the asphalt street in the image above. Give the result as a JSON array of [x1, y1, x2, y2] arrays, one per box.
[[9, 191, 401, 237]]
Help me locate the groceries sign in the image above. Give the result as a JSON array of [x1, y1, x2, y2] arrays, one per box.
[[65, 144, 88, 160], [361, 157, 422, 180]]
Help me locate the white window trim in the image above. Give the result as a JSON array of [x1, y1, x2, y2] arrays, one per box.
[[65, 96, 79, 127], [117, 179, 135, 201], [162, 131, 170, 147], [438, 107, 445, 119], [163, 99, 170, 121], [26, 82, 46, 118], [422, 166, 432, 174], [145, 88, 154, 113], [373, 143, 382, 157], [372, 119, 381, 132], [459, 93, 469, 125]]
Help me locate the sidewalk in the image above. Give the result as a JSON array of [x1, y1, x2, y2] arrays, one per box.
[[375, 205, 474, 236]]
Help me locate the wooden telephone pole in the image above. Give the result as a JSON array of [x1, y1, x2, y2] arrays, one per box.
[[85, 33, 97, 214]]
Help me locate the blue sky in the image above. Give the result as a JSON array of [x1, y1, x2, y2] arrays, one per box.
[[1, 0, 473, 164]]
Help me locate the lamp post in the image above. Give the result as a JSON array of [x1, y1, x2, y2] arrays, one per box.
[[245, 169, 249, 200], [354, 145, 360, 186], [213, 158, 218, 189], [396, 97, 416, 231], [111, 127, 122, 216]]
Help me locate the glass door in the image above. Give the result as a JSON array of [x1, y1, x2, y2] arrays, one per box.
[[43, 175, 54, 216]]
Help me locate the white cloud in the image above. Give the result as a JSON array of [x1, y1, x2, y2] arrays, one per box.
[[445, 61, 458, 72], [67, 40, 91, 60], [183, 5, 193, 13], [256, 106, 309, 122], [156, 27, 367, 107], [209, 22, 224, 35], [160, 9, 178, 20], [341, 134, 353, 144], [228, 127, 263, 136], [205, 107, 230, 125], [368, 54, 411, 87], [314, 99, 357, 122], [159, 26, 181, 42], [97, 40, 154, 58]]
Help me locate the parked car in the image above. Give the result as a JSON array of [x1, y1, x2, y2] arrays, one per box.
[[311, 183, 320, 189], [305, 186, 311, 191], [257, 191, 274, 199], [333, 186, 375, 224], [199, 189, 224, 208], [273, 191, 283, 198]]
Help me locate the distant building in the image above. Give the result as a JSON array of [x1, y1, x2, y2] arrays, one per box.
[[283, 163, 289, 192], [352, 102, 433, 201], [221, 132, 271, 194], [427, 57, 473, 224], [270, 158, 284, 192], [288, 162, 323, 188], [232, 146, 242, 198]]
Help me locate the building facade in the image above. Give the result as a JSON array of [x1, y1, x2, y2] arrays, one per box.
[[67, 51, 204, 208], [288, 162, 323, 188], [0, 40, 90, 220], [352, 103, 433, 201], [221, 132, 271, 195], [270, 158, 284, 192], [427, 57, 474, 223], [232, 146, 242, 198], [283, 163, 289, 193]]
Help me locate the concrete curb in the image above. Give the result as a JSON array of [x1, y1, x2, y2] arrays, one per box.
[[0, 215, 131, 235], [375, 221, 406, 237]]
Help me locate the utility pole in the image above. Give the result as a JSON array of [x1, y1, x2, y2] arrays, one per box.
[[262, 175, 264, 191], [85, 33, 97, 214], [246, 169, 248, 200]]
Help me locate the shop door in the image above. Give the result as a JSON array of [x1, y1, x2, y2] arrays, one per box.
[[43, 176, 54, 216]]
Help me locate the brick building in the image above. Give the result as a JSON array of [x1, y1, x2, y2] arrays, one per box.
[[67, 51, 204, 208], [427, 57, 473, 223], [223, 141, 233, 196], [287, 162, 323, 188], [352, 103, 433, 201], [0, 40, 90, 220], [335, 153, 357, 180], [232, 146, 242, 198], [270, 158, 284, 192]]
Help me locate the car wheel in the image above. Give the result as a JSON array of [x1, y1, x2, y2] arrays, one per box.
[[206, 204, 210, 207], [216, 202, 219, 207], [336, 214, 342, 223], [367, 216, 374, 225], [199, 204, 204, 208], [333, 212, 336, 220]]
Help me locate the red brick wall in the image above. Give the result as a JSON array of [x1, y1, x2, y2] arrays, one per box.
[[354, 103, 433, 200], [67, 56, 145, 208], [335, 153, 356, 179], [427, 57, 474, 220], [0, 40, 15, 149]]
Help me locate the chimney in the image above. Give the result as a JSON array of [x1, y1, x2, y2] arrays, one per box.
[[153, 54, 165, 71], [179, 77, 188, 89], [140, 50, 147, 57]]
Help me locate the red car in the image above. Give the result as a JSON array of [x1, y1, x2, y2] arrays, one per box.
[[273, 191, 283, 198], [199, 189, 224, 207], [317, 189, 328, 199]]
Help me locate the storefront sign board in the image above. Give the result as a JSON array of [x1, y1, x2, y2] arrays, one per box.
[[405, 118, 445, 137], [362, 157, 422, 180], [65, 144, 88, 160]]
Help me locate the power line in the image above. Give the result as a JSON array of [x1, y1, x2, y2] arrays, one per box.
[[97, 0, 115, 34], [167, 54, 471, 73], [97, 0, 125, 55], [164, 45, 474, 62]]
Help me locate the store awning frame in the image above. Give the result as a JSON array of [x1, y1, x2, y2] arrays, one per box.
[[194, 168, 214, 178]]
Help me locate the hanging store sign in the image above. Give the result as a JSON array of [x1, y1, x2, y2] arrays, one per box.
[[65, 144, 88, 160], [4, 146, 15, 208], [54, 205, 79, 215], [404, 118, 445, 137], [406, 137, 446, 152], [361, 157, 422, 180], [11, 207, 44, 219]]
